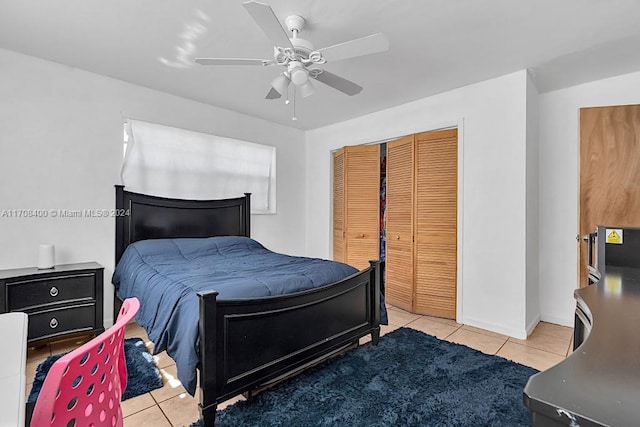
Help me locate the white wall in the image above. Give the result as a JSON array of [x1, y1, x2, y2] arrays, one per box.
[[9, 42, 635, 334], [538, 70, 640, 326], [306, 71, 532, 338], [0, 48, 306, 325], [525, 71, 540, 333]]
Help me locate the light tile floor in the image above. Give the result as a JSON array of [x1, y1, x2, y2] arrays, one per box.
[[25, 306, 574, 426]]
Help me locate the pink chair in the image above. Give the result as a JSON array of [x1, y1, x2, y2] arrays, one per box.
[[30, 297, 140, 427]]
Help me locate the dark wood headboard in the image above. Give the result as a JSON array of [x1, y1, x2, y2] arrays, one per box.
[[114, 185, 251, 264]]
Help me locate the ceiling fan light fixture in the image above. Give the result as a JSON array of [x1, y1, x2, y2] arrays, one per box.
[[271, 72, 290, 95], [290, 67, 308, 85], [299, 80, 315, 98]]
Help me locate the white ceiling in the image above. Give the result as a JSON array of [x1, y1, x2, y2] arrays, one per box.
[[2, 0, 640, 130]]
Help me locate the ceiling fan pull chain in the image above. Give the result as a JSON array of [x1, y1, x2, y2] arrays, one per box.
[[292, 86, 297, 121]]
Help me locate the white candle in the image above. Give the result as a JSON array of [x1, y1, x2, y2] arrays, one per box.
[[37, 244, 55, 269]]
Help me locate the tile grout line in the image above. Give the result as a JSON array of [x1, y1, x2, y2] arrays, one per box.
[[495, 339, 509, 355], [501, 337, 571, 360], [122, 392, 157, 420], [155, 401, 174, 427], [442, 323, 463, 340], [565, 336, 575, 357]]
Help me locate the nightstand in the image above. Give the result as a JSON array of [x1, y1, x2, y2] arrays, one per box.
[[0, 262, 104, 344]]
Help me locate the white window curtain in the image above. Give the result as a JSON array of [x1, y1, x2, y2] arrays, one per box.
[[121, 120, 276, 214]]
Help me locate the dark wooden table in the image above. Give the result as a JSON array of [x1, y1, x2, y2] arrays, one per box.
[[523, 265, 640, 426]]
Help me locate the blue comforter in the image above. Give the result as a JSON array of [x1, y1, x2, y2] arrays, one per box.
[[112, 236, 379, 395]]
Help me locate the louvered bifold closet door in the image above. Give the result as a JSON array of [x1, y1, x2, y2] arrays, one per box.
[[332, 148, 346, 263], [385, 136, 415, 311], [344, 145, 380, 270], [414, 129, 457, 318]]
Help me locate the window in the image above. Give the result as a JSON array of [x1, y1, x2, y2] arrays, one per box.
[[121, 120, 276, 214]]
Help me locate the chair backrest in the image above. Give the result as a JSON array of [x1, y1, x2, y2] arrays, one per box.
[[30, 298, 140, 427]]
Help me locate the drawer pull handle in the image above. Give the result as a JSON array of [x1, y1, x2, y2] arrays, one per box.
[[49, 318, 59, 329], [50, 286, 59, 297]]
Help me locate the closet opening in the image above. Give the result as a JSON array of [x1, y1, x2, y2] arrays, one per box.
[[333, 128, 458, 319]]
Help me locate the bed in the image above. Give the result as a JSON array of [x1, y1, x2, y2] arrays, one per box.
[[112, 186, 383, 426]]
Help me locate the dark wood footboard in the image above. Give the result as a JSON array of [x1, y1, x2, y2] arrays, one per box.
[[197, 260, 381, 426]]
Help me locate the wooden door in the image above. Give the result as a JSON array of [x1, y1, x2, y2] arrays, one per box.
[[385, 135, 415, 311], [414, 129, 458, 318], [579, 105, 640, 286], [344, 145, 380, 270], [332, 148, 346, 263]]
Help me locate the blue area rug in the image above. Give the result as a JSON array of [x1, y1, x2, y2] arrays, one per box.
[[28, 337, 163, 402], [192, 327, 537, 426]]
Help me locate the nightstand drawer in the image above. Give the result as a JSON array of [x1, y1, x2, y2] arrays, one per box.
[[28, 303, 95, 341], [6, 274, 95, 310]]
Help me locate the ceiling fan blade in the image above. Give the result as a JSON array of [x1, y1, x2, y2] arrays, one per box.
[[318, 33, 389, 63], [312, 70, 363, 96], [265, 87, 282, 99], [242, 1, 293, 49], [195, 58, 272, 66]]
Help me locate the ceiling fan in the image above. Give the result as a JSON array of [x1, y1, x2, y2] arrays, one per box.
[[195, 0, 389, 118]]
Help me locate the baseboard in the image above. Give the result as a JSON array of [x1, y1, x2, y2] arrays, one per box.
[[540, 312, 574, 328], [462, 317, 527, 340], [525, 313, 541, 337], [104, 317, 115, 329]]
